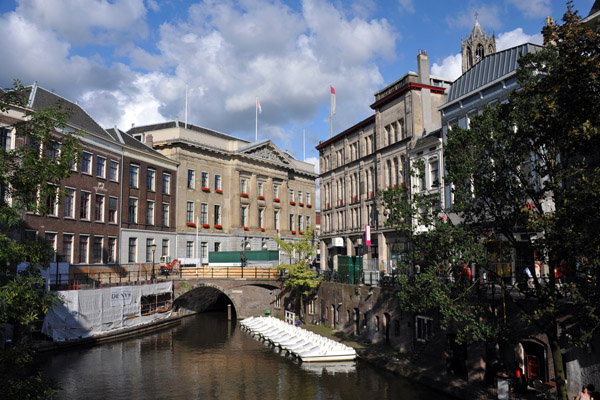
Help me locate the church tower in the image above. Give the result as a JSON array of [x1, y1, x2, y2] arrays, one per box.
[[461, 13, 496, 73]]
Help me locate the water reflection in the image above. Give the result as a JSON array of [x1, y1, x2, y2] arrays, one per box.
[[39, 313, 451, 400]]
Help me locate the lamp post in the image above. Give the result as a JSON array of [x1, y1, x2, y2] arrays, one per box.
[[151, 243, 157, 283]]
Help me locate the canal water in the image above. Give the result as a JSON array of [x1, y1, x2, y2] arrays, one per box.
[[39, 312, 453, 399]]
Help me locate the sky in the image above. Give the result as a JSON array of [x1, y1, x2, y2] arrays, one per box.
[[0, 0, 595, 174]]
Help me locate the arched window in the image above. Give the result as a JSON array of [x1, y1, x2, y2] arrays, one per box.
[[467, 47, 473, 69], [476, 43, 484, 62]]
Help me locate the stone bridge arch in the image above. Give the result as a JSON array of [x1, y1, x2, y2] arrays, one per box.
[[173, 279, 282, 319]]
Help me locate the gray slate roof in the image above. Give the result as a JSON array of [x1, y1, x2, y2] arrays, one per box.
[[128, 121, 249, 144], [106, 127, 173, 162], [447, 43, 543, 103]]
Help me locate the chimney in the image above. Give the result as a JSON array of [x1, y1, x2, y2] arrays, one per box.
[[417, 49, 430, 85], [145, 133, 153, 148]]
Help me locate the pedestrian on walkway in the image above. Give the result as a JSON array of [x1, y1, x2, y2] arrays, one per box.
[[575, 385, 591, 400]]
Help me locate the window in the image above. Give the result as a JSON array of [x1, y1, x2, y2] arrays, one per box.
[[214, 205, 221, 225], [201, 203, 208, 224], [416, 316, 433, 342], [128, 238, 137, 263], [0, 127, 11, 150], [274, 210, 280, 230], [79, 236, 89, 263], [306, 192, 311, 205], [289, 214, 294, 230], [147, 169, 155, 191], [46, 186, 58, 216], [187, 169, 195, 189], [240, 177, 247, 194], [215, 174, 222, 191], [161, 203, 170, 227], [94, 194, 104, 221], [96, 156, 106, 178], [128, 198, 138, 223], [81, 152, 92, 174], [241, 206, 248, 227], [64, 188, 75, 218], [48, 143, 60, 163], [289, 189, 294, 201], [273, 185, 279, 199], [146, 200, 155, 225], [430, 159, 439, 188], [162, 173, 170, 194], [130, 164, 139, 188], [201, 172, 209, 188], [108, 237, 116, 263], [93, 237, 103, 263], [186, 201, 194, 224], [214, 242, 221, 252], [45, 233, 57, 259], [298, 190, 302, 203], [109, 160, 119, 181], [298, 215, 303, 232], [108, 197, 118, 223], [258, 182, 264, 196], [62, 234, 73, 263], [146, 239, 155, 263], [307, 216, 311, 228], [80, 191, 90, 220], [162, 239, 169, 257], [201, 242, 208, 259], [186, 241, 194, 258], [258, 208, 264, 228]]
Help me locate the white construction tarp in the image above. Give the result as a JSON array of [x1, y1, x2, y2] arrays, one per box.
[[42, 282, 172, 342]]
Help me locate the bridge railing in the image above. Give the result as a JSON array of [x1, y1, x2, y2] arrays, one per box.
[[180, 266, 281, 280]]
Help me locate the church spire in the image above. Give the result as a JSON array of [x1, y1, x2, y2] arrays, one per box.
[[461, 13, 496, 74]]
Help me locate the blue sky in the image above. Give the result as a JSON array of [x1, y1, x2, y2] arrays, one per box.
[[0, 0, 595, 171]]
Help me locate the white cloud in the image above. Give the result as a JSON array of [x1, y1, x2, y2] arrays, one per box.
[[446, 5, 502, 31], [496, 28, 543, 51], [431, 53, 462, 81], [398, 0, 415, 14], [305, 156, 319, 174], [506, 0, 551, 18], [15, 0, 148, 45]]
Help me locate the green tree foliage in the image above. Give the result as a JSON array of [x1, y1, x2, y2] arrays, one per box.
[[0, 81, 82, 398], [275, 229, 321, 320], [381, 162, 497, 345], [444, 6, 599, 399]]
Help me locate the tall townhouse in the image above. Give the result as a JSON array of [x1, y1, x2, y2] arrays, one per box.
[[106, 128, 178, 267], [128, 122, 317, 264], [317, 51, 452, 271], [3, 85, 123, 272]]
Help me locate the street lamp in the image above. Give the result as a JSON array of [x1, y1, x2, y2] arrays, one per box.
[[151, 243, 157, 283]]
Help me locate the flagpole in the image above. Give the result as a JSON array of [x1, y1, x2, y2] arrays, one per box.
[[185, 84, 188, 129], [255, 97, 258, 141], [303, 129, 306, 161]]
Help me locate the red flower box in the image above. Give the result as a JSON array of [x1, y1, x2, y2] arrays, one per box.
[[276, 228, 279, 233], [299, 231, 303, 235], [216, 189, 223, 194], [307, 204, 312, 208], [370, 191, 374, 199], [273, 198, 280, 202], [260, 227, 265, 232], [291, 230, 296, 234], [202, 187, 211, 192], [258, 195, 265, 200], [214, 224, 223, 229], [243, 226, 249, 231], [186, 222, 196, 228], [290, 201, 296, 206], [241, 193, 249, 198], [202, 223, 210, 228], [299, 203, 304, 207]]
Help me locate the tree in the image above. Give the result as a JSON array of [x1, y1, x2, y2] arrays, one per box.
[[0, 81, 82, 398], [275, 229, 321, 321], [445, 6, 600, 399], [381, 162, 497, 346]]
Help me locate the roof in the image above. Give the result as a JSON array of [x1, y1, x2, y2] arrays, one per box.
[[315, 115, 375, 150], [106, 127, 175, 163], [26, 85, 114, 141], [128, 121, 249, 144], [446, 43, 543, 103]]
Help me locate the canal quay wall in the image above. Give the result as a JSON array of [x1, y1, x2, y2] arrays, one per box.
[[272, 282, 492, 400]]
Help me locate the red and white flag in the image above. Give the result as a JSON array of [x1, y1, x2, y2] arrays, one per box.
[[330, 86, 336, 116], [256, 98, 262, 114]]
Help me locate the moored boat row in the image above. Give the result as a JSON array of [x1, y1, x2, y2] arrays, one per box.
[[240, 316, 357, 362]]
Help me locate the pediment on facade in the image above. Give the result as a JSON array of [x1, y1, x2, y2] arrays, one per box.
[[240, 142, 290, 165]]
